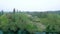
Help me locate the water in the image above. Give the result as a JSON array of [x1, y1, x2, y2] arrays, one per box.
[[0, 30, 3, 34], [34, 32, 46, 34], [0, 30, 58, 34], [18, 30, 22, 34]]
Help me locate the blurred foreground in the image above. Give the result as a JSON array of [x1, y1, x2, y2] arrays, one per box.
[[0, 9, 60, 34]]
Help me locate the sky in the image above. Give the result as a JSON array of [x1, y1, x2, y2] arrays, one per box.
[[0, 0, 60, 12]]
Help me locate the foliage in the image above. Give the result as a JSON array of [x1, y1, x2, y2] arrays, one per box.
[[0, 10, 60, 33]]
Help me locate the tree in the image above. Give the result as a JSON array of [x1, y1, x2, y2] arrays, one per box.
[[13, 8, 15, 13], [0, 10, 4, 16], [0, 14, 9, 31]]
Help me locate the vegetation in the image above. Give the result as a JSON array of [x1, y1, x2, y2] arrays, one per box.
[[0, 9, 60, 34]]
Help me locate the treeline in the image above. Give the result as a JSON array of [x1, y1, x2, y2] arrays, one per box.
[[0, 9, 60, 34], [0, 9, 45, 34], [27, 11, 60, 34]]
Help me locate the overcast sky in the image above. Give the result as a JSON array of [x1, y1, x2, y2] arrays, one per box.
[[0, 0, 60, 12]]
